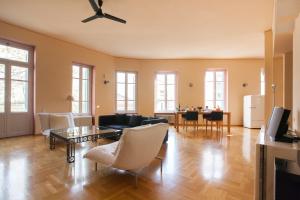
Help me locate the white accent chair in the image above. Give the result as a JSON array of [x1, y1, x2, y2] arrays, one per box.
[[84, 123, 169, 186], [37, 112, 93, 137]]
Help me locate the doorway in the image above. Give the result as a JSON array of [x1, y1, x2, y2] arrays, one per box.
[[0, 39, 34, 138]]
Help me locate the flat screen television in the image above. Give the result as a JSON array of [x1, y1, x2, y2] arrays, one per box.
[[267, 107, 291, 141]]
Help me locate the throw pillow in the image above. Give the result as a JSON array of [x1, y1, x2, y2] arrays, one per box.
[[128, 115, 142, 127], [115, 114, 127, 125]]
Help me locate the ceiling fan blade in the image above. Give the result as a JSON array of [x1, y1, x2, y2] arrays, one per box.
[[81, 15, 99, 23], [104, 13, 126, 24], [89, 0, 99, 12]]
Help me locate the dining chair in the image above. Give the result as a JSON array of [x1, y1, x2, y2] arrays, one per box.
[[205, 111, 224, 135], [183, 111, 199, 131]]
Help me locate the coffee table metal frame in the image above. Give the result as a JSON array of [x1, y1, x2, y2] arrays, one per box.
[[49, 126, 121, 163]]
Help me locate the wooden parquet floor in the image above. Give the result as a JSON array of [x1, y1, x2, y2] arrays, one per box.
[[0, 127, 259, 200]]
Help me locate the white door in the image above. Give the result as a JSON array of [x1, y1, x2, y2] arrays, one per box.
[[243, 96, 251, 128], [0, 39, 34, 138]]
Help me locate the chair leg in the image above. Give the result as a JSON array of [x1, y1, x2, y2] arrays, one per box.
[[185, 121, 189, 131], [135, 173, 138, 188], [221, 121, 224, 136], [95, 162, 98, 171], [211, 121, 213, 133], [160, 159, 163, 175], [155, 156, 163, 175], [218, 122, 220, 138], [156, 156, 163, 175], [186, 121, 188, 131], [206, 120, 208, 134]]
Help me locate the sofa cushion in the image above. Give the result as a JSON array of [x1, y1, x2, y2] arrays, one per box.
[[115, 114, 127, 125], [141, 118, 168, 125], [99, 115, 116, 126], [128, 115, 143, 127]]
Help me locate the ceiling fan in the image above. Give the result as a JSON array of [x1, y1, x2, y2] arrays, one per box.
[[82, 0, 126, 24]]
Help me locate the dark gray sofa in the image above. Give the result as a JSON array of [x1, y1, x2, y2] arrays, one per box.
[[98, 114, 169, 143]]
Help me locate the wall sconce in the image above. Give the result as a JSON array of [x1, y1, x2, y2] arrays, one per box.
[[66, 95, 74, 101], [242, 83, 248, 87], [103, 74, 110, 85], [188, 82, 194, 87]]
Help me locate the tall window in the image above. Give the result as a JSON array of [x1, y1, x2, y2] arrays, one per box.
[[0, 41, 32, 113], [116, 71, 137, 113], [155, 73, 176, 112], [205, 69, 227, 110], [11, 66, 29, 112], [260, 68, 265, 96], [0, 64, 4, 112], [72, 64, 91, 114]]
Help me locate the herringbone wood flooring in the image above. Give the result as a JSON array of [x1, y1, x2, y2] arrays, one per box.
[[0, 127, 259, 200]]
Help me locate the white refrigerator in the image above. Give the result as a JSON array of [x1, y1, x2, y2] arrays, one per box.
[[243, 95, 264, 128]]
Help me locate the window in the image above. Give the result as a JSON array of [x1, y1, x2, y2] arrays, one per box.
[[260, 68, 265, 96], [205, 69, 227, 110], [0, 64, 5, 112], [11, 66, 29, 112], [155, 72, 176, 112], [0, 43, 29, 63], [116, 71, 137, 113], [0, 39, 32, 113], [72, 64, 91, 114]]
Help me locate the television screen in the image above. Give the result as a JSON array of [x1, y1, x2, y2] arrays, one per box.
[[267, 107, 290, 139]]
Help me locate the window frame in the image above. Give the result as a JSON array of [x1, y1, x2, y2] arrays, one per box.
[[71, 63, 93, 115], [0, 38, 34, 114], [10, 65, 29, 113], [0, 38, 34, 65], [204, 69, 227, 111], [115, 71, 138, 113], [154, 72, 178, 113]]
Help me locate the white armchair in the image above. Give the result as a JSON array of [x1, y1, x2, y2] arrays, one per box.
[[84, 123, 169, 186], [37, 113, 74, 137], [37, 112, 93, 137]]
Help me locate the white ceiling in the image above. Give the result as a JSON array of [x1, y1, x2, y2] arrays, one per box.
[[273, 0, 300, 55], [0, 0, 274, 59]]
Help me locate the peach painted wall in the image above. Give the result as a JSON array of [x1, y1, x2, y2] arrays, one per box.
[[0, 20, 264, 130], [283, 52, 293, 126], [0, 21, 116, 132], [264, 30, 274, 122], [284, 52, 293, 110], [273, 56, 284, 107], [293, 14, 300, 132], [114, 58, 264, 125]]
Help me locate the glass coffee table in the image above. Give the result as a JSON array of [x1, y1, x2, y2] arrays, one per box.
[[49, 126, 121, 163]]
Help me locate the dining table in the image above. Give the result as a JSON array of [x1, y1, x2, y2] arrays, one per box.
[[155, 111, 232, 134]]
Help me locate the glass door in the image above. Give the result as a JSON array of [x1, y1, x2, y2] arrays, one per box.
[[0, 63, 5, 137], [0, 39, 33, 138]]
